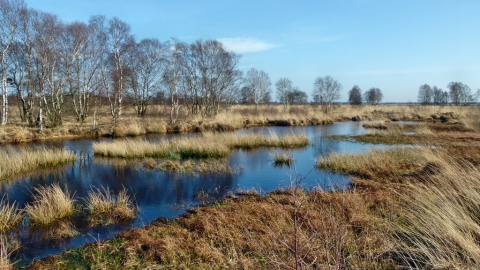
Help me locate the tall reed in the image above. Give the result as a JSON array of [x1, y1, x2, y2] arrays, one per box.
[[395, 158, 480, 269]]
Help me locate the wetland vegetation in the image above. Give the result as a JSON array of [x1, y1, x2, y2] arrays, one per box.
[[0, 104, 476, 269]]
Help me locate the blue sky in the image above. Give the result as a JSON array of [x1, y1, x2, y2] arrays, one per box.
[[25, 0, 480, 102]]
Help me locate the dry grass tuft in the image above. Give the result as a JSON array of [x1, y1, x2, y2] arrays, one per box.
[[273, 153, 293, 166], [25, 184, 75, 226], [0, 235, 16, 270], [86, 186, 137, 225], [93, 140, 170, 158], [0, 198, 23, 234]]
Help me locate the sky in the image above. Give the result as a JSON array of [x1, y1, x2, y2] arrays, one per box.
[[25, 0, 480, 102]]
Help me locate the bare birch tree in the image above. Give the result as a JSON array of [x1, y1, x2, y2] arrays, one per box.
[[276, 77, 294, 107], [0, 0, 25, 125], [313, 75, 342, 113], [163, 39, 187, 124], [127, 38, 166, 116], [106, 17, 134, 130], [243, 68, 271, 107]]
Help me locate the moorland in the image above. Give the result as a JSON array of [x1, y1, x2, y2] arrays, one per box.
[[0, 104, 479, 269]]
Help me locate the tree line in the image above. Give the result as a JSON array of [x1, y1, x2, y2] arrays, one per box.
[[417, 82, 479, 105], [0, 0, 314, 130]]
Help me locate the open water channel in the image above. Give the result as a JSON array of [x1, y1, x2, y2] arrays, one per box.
[[0, 121, 393, 265]]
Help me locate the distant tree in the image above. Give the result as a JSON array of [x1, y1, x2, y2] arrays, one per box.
[[243, 68, 271, 107], [276, 77, 293, 107], [364, 87, 383, 105], [312, 75, 342, 113], [417, 84, 433, 105], [348, 85, 362, 105], [287, 87, 308, 104], [448, 81, 474, 105], [432, 86, 448, 105]]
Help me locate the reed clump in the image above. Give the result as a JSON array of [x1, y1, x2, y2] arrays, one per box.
[[93, 133, 309, 159], [0, 234, 16, 270], [157, 159, 233, 174], [0, 198, 23, 234], [273, 153, 293, 166], [171, 137, 231, 158], [362, 122, 389, 130], [86, 186, 137, 225], [0, 148, 76, 180], [25, 184, 75, 226], [93, 140, 170, 158]]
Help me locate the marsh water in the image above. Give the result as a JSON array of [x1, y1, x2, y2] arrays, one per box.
[[1, 121, 391, 264]]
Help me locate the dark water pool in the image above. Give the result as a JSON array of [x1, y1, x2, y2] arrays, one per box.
[[0, 121, 385, 265]]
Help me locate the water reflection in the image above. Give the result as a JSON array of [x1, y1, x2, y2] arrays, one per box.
[[0, 121, 385, 264]]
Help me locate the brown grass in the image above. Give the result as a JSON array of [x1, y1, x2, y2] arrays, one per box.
[[156, 159, 233, 174], [30, 188, 396, 269], [273, 153, 293, 166]]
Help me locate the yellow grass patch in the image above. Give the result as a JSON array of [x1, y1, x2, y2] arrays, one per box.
[[93, 133, 309, 159], [0, 148, 76, 180]]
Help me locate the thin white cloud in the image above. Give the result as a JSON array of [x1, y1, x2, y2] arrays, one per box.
[[217, 37, 279, 53]]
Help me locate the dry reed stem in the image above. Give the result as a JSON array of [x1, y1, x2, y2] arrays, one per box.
[[0, 198, 22, 234], [0, 235, 15, 270]]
